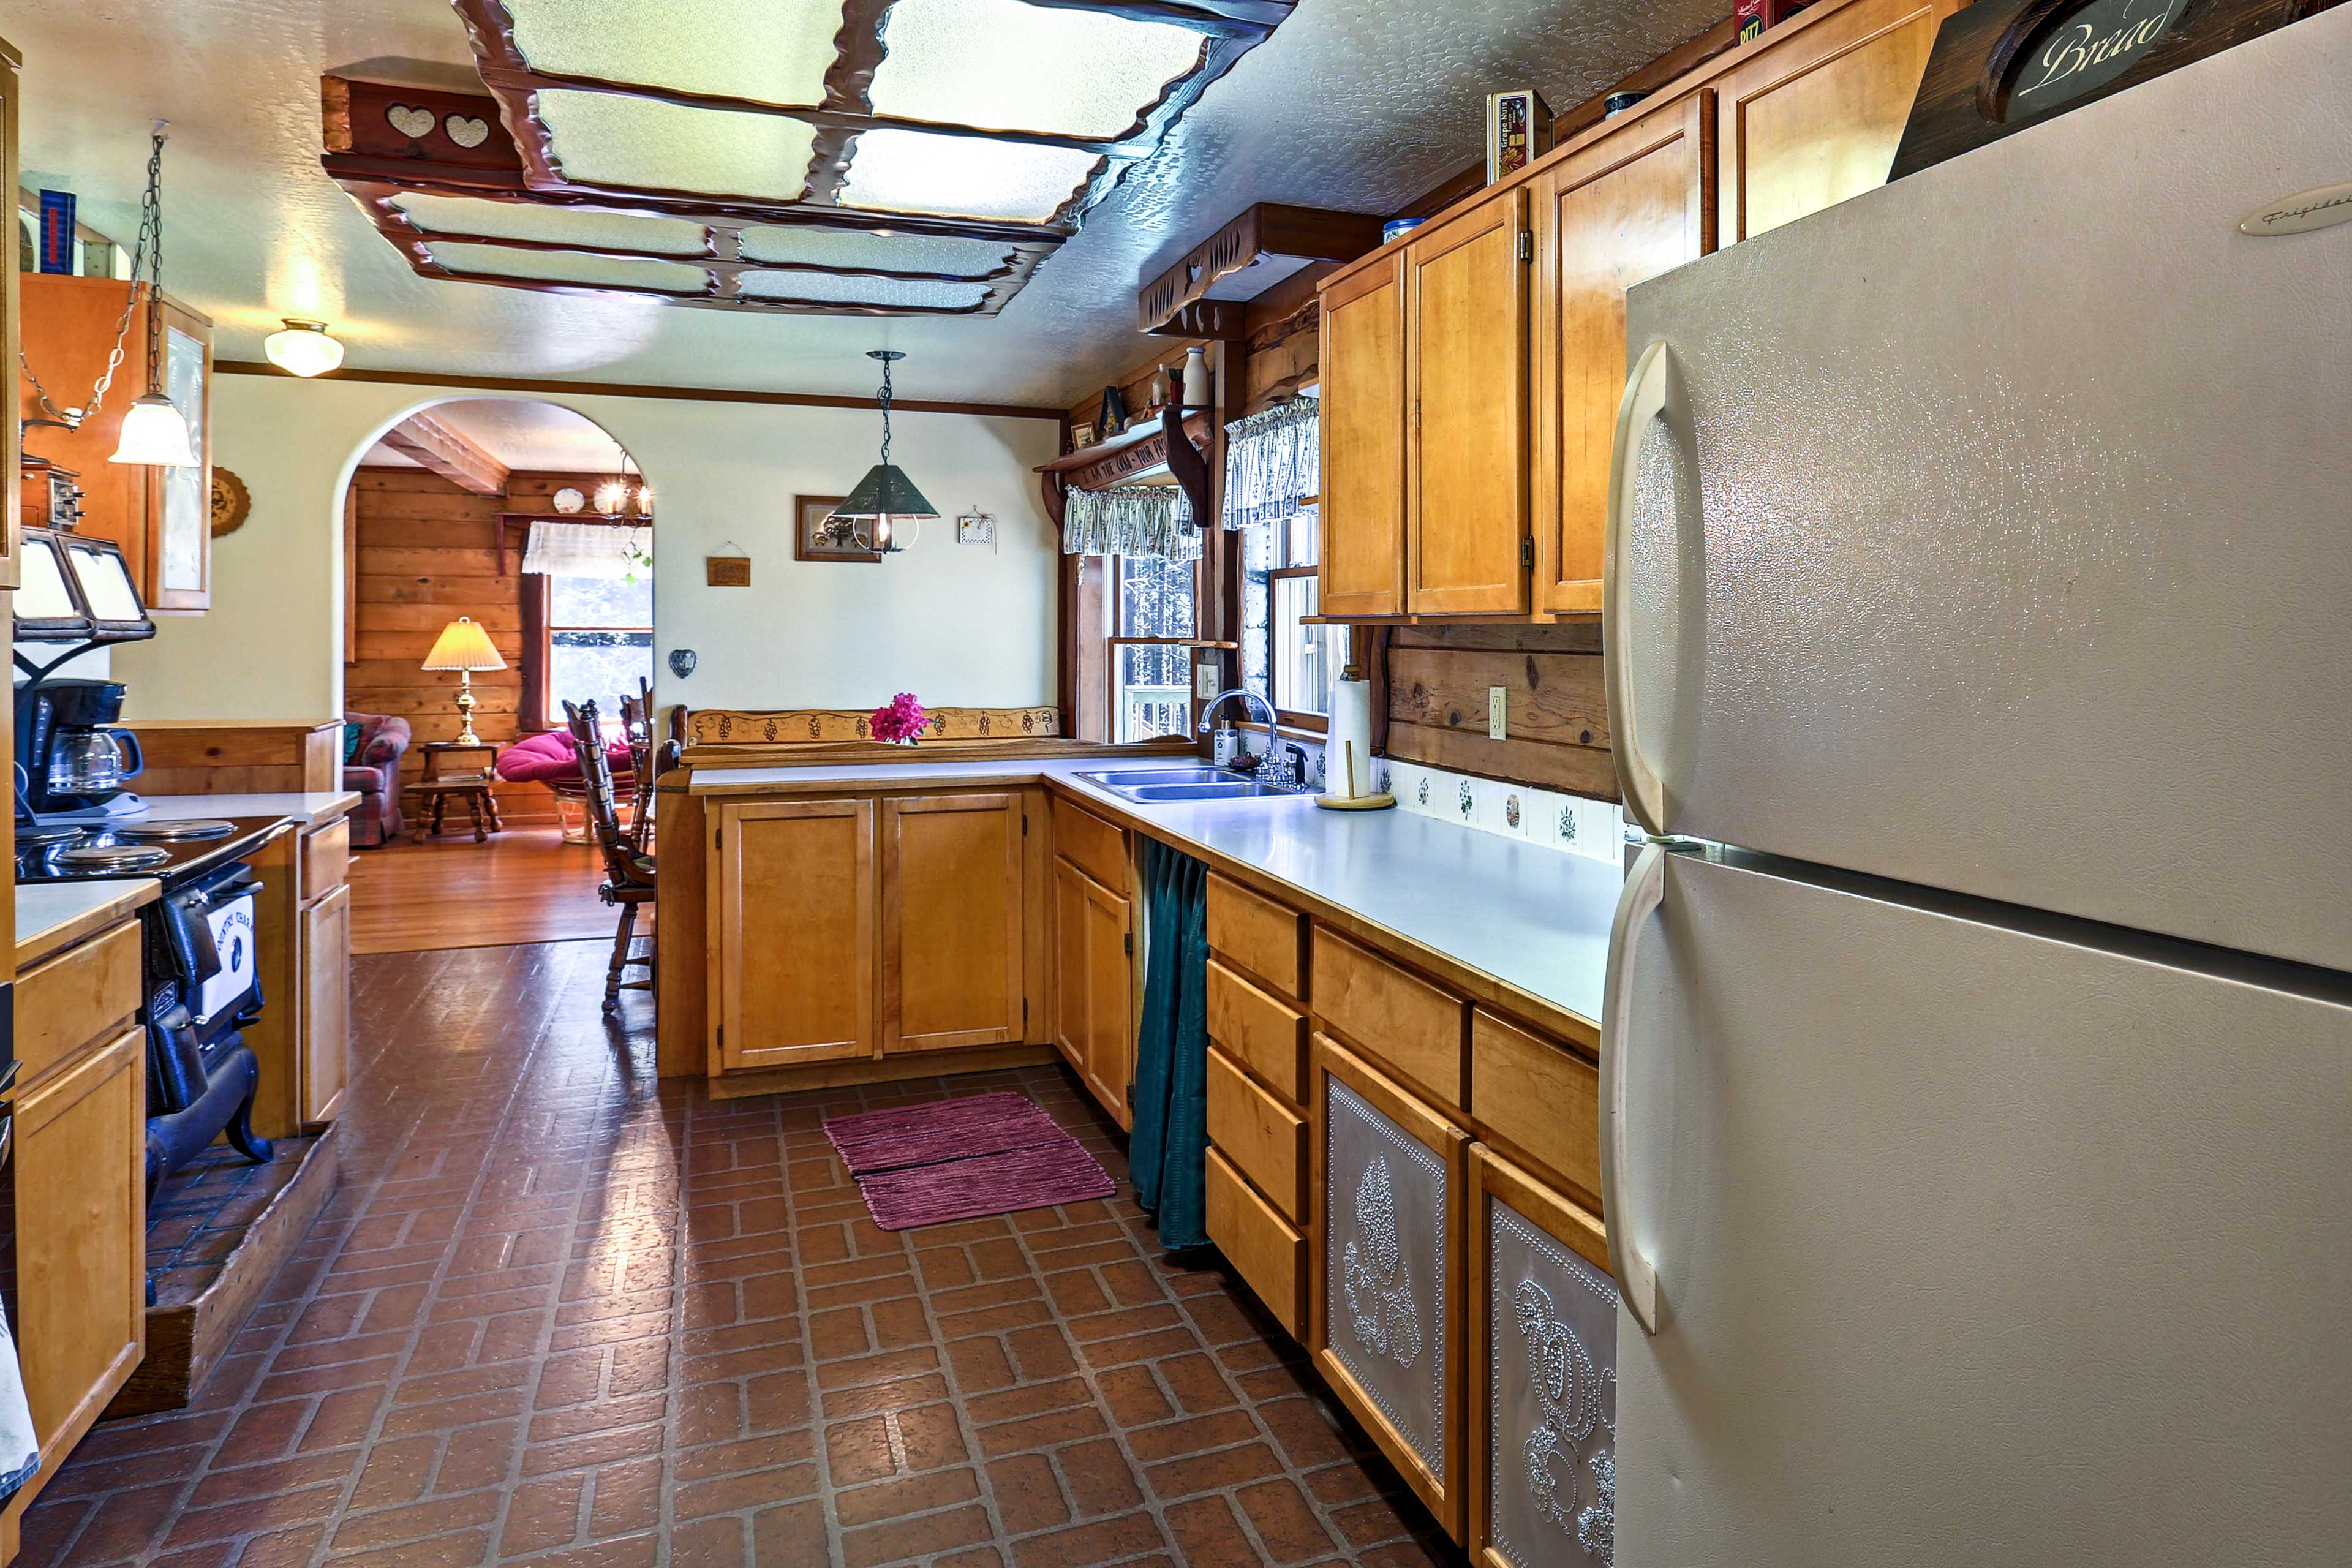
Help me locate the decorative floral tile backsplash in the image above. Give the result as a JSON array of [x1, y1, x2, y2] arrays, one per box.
[[1374, 756, 1624, 863]]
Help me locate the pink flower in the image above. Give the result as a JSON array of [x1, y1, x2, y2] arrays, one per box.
[[870, 692, 929, 744]]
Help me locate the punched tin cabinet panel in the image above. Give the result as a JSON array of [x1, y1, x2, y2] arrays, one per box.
[[1324, 1075, 1449, 1476], [1488, 1196, 1619, 1568]]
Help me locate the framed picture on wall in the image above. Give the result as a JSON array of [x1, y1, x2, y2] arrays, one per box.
[[794, 493, 881, 564]]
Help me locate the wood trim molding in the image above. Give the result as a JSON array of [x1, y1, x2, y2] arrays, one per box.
[[377, 409, 510, 496], [214, 360, 1065, 421]]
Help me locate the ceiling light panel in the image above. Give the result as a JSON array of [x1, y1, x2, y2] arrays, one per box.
[[426, 241, 713, 293], [498, 0, 837, 108], [737, 271, 990, 309], [537, 89, 818, 204], [839, 129, 1098, 223], [737, 224, 1012, 276], [392, 192, 711, 255], [869, 0, 1208, 140]]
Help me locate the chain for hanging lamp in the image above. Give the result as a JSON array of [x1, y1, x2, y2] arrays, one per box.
[[20, 123, 167, 429]]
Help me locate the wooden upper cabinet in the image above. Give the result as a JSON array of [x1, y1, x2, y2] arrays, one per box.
[[712, 798, 876, 1070], [1531, 91, 1714, 614], [1404, 189, 1530, 615], [1716, 0, 1956, 244], [17, 276, 213, 611], [881, 793, 1027, 1055], [1318, 251, 1408, 618]]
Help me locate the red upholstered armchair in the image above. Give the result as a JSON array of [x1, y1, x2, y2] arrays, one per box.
[[342, 712, 412, 848]]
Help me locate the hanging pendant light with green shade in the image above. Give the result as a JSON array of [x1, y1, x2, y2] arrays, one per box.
[[829, 349, 937, 554]]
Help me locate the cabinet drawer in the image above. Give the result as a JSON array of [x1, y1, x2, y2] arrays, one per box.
[[1469, 1009, 1601, 1202], [302, 817, 350, 900], [1207, 1047, 1307, 1222], [1207, 1147, 1306, 1340], [17, 922, 142, 1087], [1052, 796, 1128, 894], [1311, 930, 1466, 1108], [1207, 958, 1307, 1103], [1207, 872, 1304, 998]]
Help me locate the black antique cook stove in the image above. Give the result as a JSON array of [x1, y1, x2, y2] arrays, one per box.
[[16, 816, 286, 1199]]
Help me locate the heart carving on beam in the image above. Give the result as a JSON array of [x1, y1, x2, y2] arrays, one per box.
[[443, 115, 491, 149], [385, 104, 434, 140]]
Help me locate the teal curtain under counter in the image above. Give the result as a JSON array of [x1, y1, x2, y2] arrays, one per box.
[[1129, 839, 1210, 1250]]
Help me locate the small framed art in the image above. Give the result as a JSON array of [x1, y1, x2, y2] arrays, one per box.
[[794, 494, 881, 563]]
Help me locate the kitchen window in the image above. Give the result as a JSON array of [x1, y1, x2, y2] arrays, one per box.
[[1241, 504, 1343, 731], [538, 573, 654, 729], [1108, 554, 1197, 743]]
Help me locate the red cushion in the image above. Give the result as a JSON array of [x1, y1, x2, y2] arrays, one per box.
[[497, 730, 632, 783]]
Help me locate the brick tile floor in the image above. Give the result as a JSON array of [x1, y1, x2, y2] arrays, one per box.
[[20, 941, 1461, 1567]]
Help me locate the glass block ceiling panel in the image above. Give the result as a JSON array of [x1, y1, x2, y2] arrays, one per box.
[[737, 224, 1012, 276], [426, 242, 712, 293], [870, 0, 1208, 140], [538, 90, 817, 205], [737, 271, 990, 309], [499, 0, 838, 109], [391, 192, 710, 255], [839, 129, 1096, 223]]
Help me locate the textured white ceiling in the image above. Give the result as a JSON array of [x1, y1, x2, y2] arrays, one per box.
[[360, 394, 631, 471], [6, 0, 1725, 407]]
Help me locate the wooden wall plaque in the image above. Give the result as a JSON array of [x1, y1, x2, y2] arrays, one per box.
[[705, 556, 752, 587], [1890, 0, 2340, 179]]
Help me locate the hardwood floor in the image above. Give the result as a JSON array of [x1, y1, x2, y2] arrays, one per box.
[[349, 827, 626, 955], [18, 944, 1456, 1567]]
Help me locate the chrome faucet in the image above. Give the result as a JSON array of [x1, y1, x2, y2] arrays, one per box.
[[1197, 688, 1277, 763]]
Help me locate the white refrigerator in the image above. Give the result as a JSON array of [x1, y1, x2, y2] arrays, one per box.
[[1599, 9, 2352, 1565]]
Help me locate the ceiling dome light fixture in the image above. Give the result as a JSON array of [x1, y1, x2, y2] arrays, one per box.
[[830, 349, 936, 555], [263, 318, 345, 377], [109, 123, 198, 468]]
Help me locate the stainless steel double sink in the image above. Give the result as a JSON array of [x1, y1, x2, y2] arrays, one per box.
[[1076, 767, 1289, 804]]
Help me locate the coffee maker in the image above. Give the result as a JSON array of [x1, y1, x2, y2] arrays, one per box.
[[15, 678, 146, 821]]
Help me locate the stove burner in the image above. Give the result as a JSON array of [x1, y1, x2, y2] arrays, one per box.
[[114, 819, 236, 843], [15, 823, 86, 847], [53, 843, 173, 872]]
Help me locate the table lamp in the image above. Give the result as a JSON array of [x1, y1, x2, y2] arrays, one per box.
[[422, 616, 507, 747]]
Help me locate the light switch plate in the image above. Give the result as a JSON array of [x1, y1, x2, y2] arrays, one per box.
[[1196, 664, 1221, 700], [1488, 687, 1507, 740]]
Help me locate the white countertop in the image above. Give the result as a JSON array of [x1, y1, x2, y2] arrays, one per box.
[[16, 878, 158, 968], [136, 791, 363, 830], [696, 755, 1624, 1025]]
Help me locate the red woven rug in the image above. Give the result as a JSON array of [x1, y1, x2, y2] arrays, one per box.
[[823, 1093, 1116, 1232]]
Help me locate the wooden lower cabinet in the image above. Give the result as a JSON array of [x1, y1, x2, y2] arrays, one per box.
[[881, 793, 1026, 1054], [712, 797, 877, 1069], [300, 881, 352, 1125], [1052, 855, 1134, 1126], [1467, 1144, 1616, 1568], [1205, 1046, 1306, 1223], [12, 1027, 145, 1509], [1205, 1146, 1306, 1338], [1311, 1033, 1470, 1539]]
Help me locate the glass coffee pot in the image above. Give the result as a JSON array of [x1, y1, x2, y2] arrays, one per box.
[[47, 726, 143, 796]]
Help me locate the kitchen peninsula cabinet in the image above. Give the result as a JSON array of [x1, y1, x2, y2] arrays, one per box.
[[712, 797, 878, 1070], [882, 793, 1025, 1055]]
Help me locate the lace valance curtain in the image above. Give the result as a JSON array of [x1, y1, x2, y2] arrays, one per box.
[[1221, 398, 1318, 531], [1060, 483, 1201, 561], [522, 520, 651, 579]]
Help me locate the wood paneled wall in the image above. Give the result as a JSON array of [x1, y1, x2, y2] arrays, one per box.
[[1382, 620, 1615, 801], [344, 467, 613, 821]]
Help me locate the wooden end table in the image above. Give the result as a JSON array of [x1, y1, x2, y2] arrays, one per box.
[[409, 741, 504, 843]]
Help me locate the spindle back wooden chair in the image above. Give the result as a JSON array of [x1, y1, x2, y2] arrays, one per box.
[[564, 699, 655, 1012]]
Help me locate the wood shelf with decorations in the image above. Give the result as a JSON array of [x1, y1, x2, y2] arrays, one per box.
[[1036, 409, 1214, 539]]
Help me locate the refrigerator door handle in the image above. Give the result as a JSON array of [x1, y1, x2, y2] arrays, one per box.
[[1603, 337, 1681, 838], [1600, 840, 1667, 1333]]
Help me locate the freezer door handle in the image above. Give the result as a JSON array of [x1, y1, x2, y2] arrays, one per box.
[[1603, 337, 1681, 838], [1600, 840, 1666, 1333]]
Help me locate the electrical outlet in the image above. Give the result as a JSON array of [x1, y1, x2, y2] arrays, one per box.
[[1488, 686, 1507, 740], [1196, 664, 1221, 700]]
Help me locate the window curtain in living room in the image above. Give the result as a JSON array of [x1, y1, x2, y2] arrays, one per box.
[[1128, 839, 1210, 1250], [1221, 398, 1317, 531], [1060, 484, 1200, 560], [521, 520, 650, 579]]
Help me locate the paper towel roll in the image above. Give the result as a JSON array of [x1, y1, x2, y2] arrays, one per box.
[[1326, 679, 1374, 798]]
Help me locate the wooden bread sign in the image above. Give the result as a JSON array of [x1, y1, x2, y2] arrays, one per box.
[[1890, 0, 2341, 179]]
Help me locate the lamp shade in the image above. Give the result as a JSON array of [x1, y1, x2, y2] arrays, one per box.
[[421, 615, 508, 671], [108, 392, 198, 467], [831, 462, 938, 521], [263, 318, 344, 377]]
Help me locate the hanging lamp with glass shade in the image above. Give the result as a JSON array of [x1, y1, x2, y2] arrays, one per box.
[[829, 350, 937, 554], [110, 123, 198, 467]]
